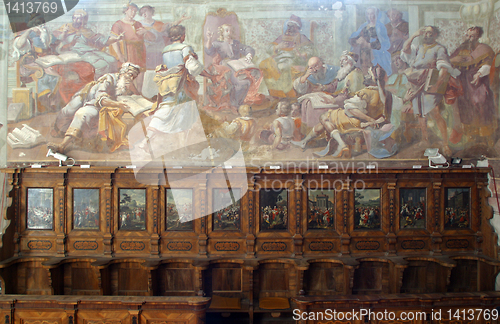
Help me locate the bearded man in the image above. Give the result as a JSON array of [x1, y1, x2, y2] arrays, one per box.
[[48, 62, 141, 154], [53, 9, 123, 78], [401, 26, 460, 156], [293, 53, 364, 127], [448, 26, 496, 145]]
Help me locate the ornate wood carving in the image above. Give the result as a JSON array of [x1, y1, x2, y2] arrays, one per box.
[[432, 181, 442, 254]]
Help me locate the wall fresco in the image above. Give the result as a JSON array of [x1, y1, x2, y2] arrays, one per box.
[[4, 0, 500, 167]]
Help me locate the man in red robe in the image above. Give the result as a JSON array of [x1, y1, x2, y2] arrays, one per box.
[[448, 26, 496, 146]]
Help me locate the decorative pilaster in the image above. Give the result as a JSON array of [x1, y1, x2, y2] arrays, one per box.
[[198, 182, 208, 257], [55, 176, 67, 257], [386, 181, 397, 255], [432, 181, 442, 255], [150, 186, 160, 258], [293, 178, 304, 257], [103, 181, 113, 257], [246, 176, 256, 258], [341, 180, 351, 255], [10, 171, 20, 256], [476, 181, 484, 254]]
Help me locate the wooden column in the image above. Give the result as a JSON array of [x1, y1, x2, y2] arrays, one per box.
[[55, 172, 67, 257], [293, 178, 304, 257], [341, 179, 351, 255], [476, 181, 484, 254], [432, 181, 442, 255], [8, 170, 20, 257], [103, 179, 113, 257], [386, 181, 397, 255], [150, 185, 160, 258], [246, 175, 255, 258], [198, 181, 208, 257]]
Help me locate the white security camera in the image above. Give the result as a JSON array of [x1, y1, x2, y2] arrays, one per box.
[[46, 149, 75, 166]]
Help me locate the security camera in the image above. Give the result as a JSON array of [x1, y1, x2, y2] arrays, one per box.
[[46, 149, 75, 166]]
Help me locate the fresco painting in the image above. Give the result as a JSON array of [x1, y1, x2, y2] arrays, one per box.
[[4, 1, 500, 166]]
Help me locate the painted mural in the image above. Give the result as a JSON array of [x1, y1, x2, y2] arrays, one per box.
[[4, 0, 500, 167]]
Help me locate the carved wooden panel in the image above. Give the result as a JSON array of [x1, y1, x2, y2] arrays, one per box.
[[212, 268, 242, 292], [15, 311, 68, 324], [77, 310, 131, 324], [109, 262, 149, 296], [158, 263, 196, 296]]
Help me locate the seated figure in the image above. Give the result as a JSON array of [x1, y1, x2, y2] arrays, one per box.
[[259, 15, 317, 98], [260, 100, 302, 150], [48, 63, 141, 154], [204, 23, 264, 111], [293, 66, 397, 158]]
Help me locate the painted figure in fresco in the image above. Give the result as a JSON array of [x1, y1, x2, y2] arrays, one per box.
[[292, 65, 396, 158], [48, 62, 141, 154], [53, 9, 122, 79], [139, 6, 191, 69], [259, 14, 316, 98], [12, 13, 95, 112], [204, 23, 264, 111], [293, 54, 364, 127], [385, 52, 410, 142], [138, 25, 212, 152], [385, 8, 409, 54], [139, 6, 190, 98], [213, 104, 257, 145], [401, 26, 460, 157], [349, 7, 392, 76], [448, 26, 496, 146], [12, 13, 62, 111], [260, 100, 302, 150], [110, 3, 155, 91]]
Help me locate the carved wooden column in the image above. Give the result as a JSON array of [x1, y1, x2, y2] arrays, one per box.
[[345, 265, 356, 294], [64, 303, 77, 324], [431, 181, 442, 255], [476, 181, 484, 254], [389, 260, 407, 294], [246, 175, 256, 258], [193, 261, 208, 296], [340, 179, 351, 255], [243, 261, 258, 324], [150, 185, 160, 258], [8, 170, 20, 256], [55, 173, 67, 257], [293, 178, 304, 257], [198, 181, 208, 257], [386, 181, 397, 255], [295, 260, 308, 296], [128, 306, 141, 324], [103, 179, 113, 257]]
